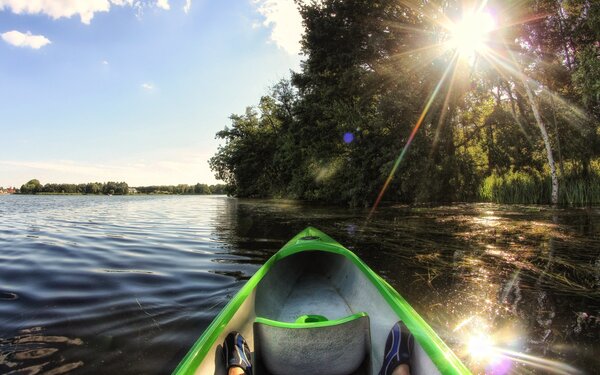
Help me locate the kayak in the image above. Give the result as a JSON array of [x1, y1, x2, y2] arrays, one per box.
[[173, 227, 471, 375]]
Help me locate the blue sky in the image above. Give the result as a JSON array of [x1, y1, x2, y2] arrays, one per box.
[[0, 0, 303, 187]]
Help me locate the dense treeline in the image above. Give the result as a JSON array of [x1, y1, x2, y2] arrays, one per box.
[[135, 184, 227, 195], [20, 179, 129, 195], [19, 179, 227, 195], [210, 0, 600, 206]]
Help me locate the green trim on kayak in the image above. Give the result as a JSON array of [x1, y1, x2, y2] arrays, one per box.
[[173, 227, 471, 375], [256, 312, 368, 329], [294, 314, 329, 324]]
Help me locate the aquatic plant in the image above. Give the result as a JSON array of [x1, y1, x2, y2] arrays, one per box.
[[479, 171, 600, 205]]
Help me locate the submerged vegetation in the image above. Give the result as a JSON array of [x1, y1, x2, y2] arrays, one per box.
[[210, 0, 600, 206]]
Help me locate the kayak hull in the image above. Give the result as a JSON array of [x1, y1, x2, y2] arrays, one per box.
[[174, 227, 470, 375]]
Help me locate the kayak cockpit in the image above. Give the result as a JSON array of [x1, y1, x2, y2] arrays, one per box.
[[253, 312, 371, 375], [255, 251, 355, 322], [174, 228, 469, 375]]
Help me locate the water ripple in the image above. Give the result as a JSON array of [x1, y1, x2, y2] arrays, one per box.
[[0, 196, 598, 374]]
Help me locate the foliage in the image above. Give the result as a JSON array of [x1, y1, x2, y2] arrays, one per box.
[[20, 179, 42, 194], [480, 171, 600, 205], [479, 171, 550, 204], [18, 181, 227, 195], [135, 184, 226, 195], [20, 180, 129, 195], [209, 96, 285, 198], [209, 0, 600, 206]]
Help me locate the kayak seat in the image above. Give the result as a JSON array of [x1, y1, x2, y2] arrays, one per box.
[[253, 312, 371, 375]]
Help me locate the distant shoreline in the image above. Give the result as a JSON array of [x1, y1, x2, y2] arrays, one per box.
[[6, 193, 227, 196], [14, 180, 227, 196]]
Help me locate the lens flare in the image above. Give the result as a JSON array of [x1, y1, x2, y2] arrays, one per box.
[[448, 11, 496, 60], [343, 132, 354, 144], [361, 3, 591, 372], [367, 52, 458, 219], [366, 0, 587, 226], [468, 333, 495, 360]]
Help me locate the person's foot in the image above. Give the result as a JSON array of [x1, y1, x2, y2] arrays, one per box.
[[379, 321, 414, 375], [222, 332, 252, 375]]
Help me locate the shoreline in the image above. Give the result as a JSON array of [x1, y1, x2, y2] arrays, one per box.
[[5, 193, 226, 196]]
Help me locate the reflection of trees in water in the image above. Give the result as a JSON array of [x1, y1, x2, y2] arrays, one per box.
[[527, 214, 557, 353], [207, 201, 599, 372], [595, 256, 600, 289], [211, 198, 370, 263], [499, 269, 523, 317], [210, 198, 311, 266], [528, 291, 555, 353], [212, 199, 265, 259], [490, 213, 559, 358]]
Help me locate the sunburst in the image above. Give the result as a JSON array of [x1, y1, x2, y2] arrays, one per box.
[[447, 10, 496, 62]]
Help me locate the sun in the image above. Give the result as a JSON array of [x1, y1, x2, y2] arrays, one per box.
[[448, 11, 496, 60]]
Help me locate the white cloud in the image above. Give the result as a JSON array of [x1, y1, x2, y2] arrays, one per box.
[[102, 60, 109, 65], [1, 30, 51, 49], [183, 0, 191, 13], [156, 0, 169, 10], [141, 82, 155, 90], [253, 0, 303, 54], [110, 0, 135, 5], [0, 0, 169, 25], [0, 0, 112, 24]]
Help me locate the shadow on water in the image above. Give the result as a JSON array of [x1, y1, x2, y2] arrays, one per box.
[[212, 200, 600, 374], [0, 196, 599, 374]]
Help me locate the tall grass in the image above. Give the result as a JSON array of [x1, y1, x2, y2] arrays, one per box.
[[479, 170, 600, 205]]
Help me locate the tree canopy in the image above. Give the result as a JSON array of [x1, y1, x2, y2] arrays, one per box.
[[210, 0, 600, 206]]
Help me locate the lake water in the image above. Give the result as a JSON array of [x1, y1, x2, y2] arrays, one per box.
[[0, 195, 598, 374]]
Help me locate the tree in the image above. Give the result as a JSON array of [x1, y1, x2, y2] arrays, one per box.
[[20, 179, 42, 194], [194, 183, 211, 194], [209, 0, 599, 205], [209, 95, 284, 197]]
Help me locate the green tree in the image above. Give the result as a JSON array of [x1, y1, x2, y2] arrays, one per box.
[[20, 179, 42, 194], [209, 0, 599, 205], [194, 183, 211, 194]]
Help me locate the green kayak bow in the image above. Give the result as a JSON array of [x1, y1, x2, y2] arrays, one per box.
[[174, 227, 470, 375]]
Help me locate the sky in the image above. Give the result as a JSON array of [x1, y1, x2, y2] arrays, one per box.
[[0, 0, 304, 187]]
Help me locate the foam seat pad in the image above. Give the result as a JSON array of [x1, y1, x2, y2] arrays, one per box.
[[253, 313, 371, 375]]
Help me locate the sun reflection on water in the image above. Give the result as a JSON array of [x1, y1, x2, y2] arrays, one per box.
[[402, 205, 598, 374], [454, 317, 584, 374], [467, 333, 496, 361]]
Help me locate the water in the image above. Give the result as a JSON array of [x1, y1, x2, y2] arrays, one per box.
[[0, 195, 598, 374]]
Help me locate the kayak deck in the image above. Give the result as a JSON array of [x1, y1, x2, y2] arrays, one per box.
[[173, 227, 471, 375]]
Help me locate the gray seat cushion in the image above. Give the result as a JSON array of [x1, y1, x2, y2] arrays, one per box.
[[253, 313, 371, 375]]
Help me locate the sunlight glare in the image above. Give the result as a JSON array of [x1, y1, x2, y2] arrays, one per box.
[[468, 333, 495, 361], [449, 11, 496, 59]]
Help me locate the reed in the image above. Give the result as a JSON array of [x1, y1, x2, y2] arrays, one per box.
[[479, 170, 600, 205]]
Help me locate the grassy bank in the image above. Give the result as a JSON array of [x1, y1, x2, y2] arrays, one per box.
[[479, 171, 600, 205]]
